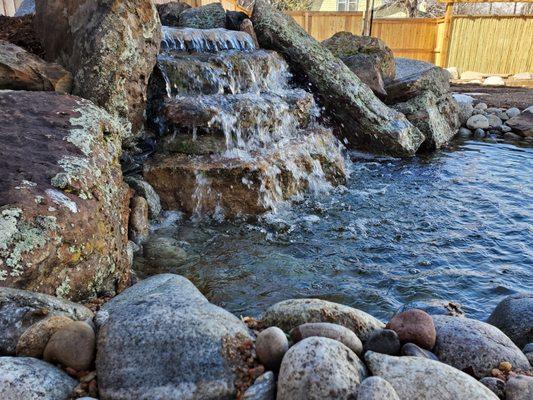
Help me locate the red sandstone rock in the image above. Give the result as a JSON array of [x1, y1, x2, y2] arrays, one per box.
[[386, 309, 436, 350]]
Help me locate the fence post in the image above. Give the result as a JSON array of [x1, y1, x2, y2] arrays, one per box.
[[304, 12, 310, 34], [438, 1, 454, 68]]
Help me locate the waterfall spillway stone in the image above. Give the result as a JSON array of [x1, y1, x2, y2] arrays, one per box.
[[144, 27, 347, 218]]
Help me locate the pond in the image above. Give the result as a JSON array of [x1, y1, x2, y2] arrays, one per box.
[[135, 139, 533, 321]]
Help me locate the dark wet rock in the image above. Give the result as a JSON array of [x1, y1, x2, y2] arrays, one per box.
[[0, 91, 131, 301], [386, 309, 436, 350], [243, 371, 276, 400], [357, 376, 400, 400], [480, 377, 506, 399], [34, 0, 161, 142], [252, 0, 424, 156], [0, 287, 93, 356], [96, 274, 253, 399], [227, 10, 248, 31], [261, 298, 384, 342], [365, 351, 499, 399], [128, 196, 149, 245], [364, 329, 401, 356], [44, 321, 95, 371], [290, 322, 363, 355], [277, 337, 367, 400], [487, 293, 533, 348], [156, 1, 191, 27], [0, 356, 77, 399], [240, 18, 259, 48], [124, 176, 161, 219], [474, 128, 486, 138], [142, 236, 187, 269], [506, 375, 533, 400], [397, 299, 465, 317], [432, 315, 530, 378], [256, 326, 288, 371], [0, 40, 71, 92], [14, 0, 35, 17], [400, 343, 439, 361], [16, 315, 74, 358], [178, 3, 226, 29], [322, 32, 395, 83]]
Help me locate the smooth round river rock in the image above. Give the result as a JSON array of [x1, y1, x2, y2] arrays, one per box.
[[364, 329, 401, 356], [256, 326, 288, 370], [357, 376, 399, 400], [16, 315, 74, 358], [277, 337, 367, 400], [43, 321, 95, 371], [290, 322, 363, 355], [487, 293, 532, 348], [387, 309, 436, 350]]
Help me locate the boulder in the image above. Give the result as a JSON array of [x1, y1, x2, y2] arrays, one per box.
[[506, 109, 533, 137], [0, 40, 71, 92], [0, 356, 77, 399], [363, 329, 401, 356], [156, 1, 191, 27], [15, 315, 74, 358], [261, 298, 384, 342], [487, 293, 533, 348], [432, 315, 530, 378], [506, 375, 533, 400], [243, 371, 276, 400], [252, 0, 424, 156], [393, 92, 459, 150], [487, 114, 503, 129], [467, 114, 490, 130], [290, 322, 363, 355], [357, 376, 399, 400], [34, 0, 161, 143], [256, 326, 289, 370], [14, 0, 35, 17], [124, 176, 161, 219], [277, 337, 367, 400], [128, 196, 149, 245], [43, 321, 95, 371], [322, 32, 395, 83], [0, 91, 131, 301], [96, 274, 254, 399], [343, 53, 387, 96], [386, 309, 436, 350], [227, 10, 249, 31], [365, 352, 499, 399], [178, 3, 226, 29]]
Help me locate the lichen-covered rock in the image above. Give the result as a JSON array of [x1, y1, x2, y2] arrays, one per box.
[[365, 352, 499, 399], [0, 356, 77, 399], [34, 0, 161, 143], [277, 337, 367, 400], [16, 315, 74, 358], [252, 0, 424, 156], [178, 3, 226, 29], [487, 293, 533, 348], [156, 1, 191, 27], [261, 298, 384, 342], [0, 40, 71, 92], [432, 315, 530, 378], [0, 287, 93, 356], [96, 274, 254, 399], [323, 31, 395, 84], [0, 91, 131, 302]]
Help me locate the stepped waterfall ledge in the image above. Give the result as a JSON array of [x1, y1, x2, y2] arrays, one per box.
[[144, 26, 347, 218]]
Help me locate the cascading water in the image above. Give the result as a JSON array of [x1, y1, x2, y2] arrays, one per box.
[[144, 27, 348, 218]]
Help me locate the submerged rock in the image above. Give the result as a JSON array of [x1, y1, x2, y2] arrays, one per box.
[[277, 337, 367, 400], [178, 3, 226, 29], [0, 40, 71, 92], [96, 274, 254, 400], [0, 91, 131, 301], [397, 299, 465, 317], [432, 315, 530, 378], [252, 0, 424, 156], [0, 356, 77, 400], [34, 0, 161, 142], [0, 287, 92, 355], [365, 352, 499, 399], [487, 293, 533, 348], [262, 298, 384, 342]]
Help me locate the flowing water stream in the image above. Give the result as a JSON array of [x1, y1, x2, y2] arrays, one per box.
[[137, 139, 533, 321]]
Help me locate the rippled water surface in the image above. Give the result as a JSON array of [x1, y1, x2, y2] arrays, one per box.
[[136, 140, 533, 321]]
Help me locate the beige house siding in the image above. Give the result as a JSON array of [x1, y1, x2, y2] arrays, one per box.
[[311, 0, 384, 13]]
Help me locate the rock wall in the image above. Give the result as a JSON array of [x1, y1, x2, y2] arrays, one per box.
[[0, 91, 131, 301]]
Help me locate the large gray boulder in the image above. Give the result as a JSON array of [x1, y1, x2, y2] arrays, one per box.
[[34, 0, 162, 143], [0, 356, 77, 399], [261, 298, 384, 342], [96, 274, 253, 400], [487, 293, 533, 348], [365, 352, 499, 399], [432, 315, 530, 378], [0, 287, 93, 356], [277, 337, 367, 400], [251, 0, 424, 156]]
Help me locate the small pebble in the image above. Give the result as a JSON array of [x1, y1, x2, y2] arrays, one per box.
[[256, 327, 289, 371], [499, 361, 512, 372], [364, 329, 401, 356]]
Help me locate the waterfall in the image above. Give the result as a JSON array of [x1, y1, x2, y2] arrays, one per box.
[[144, 27, 347, 218]]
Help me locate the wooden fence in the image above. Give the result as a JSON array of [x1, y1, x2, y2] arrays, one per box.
[[286, 11, 363, 42]]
